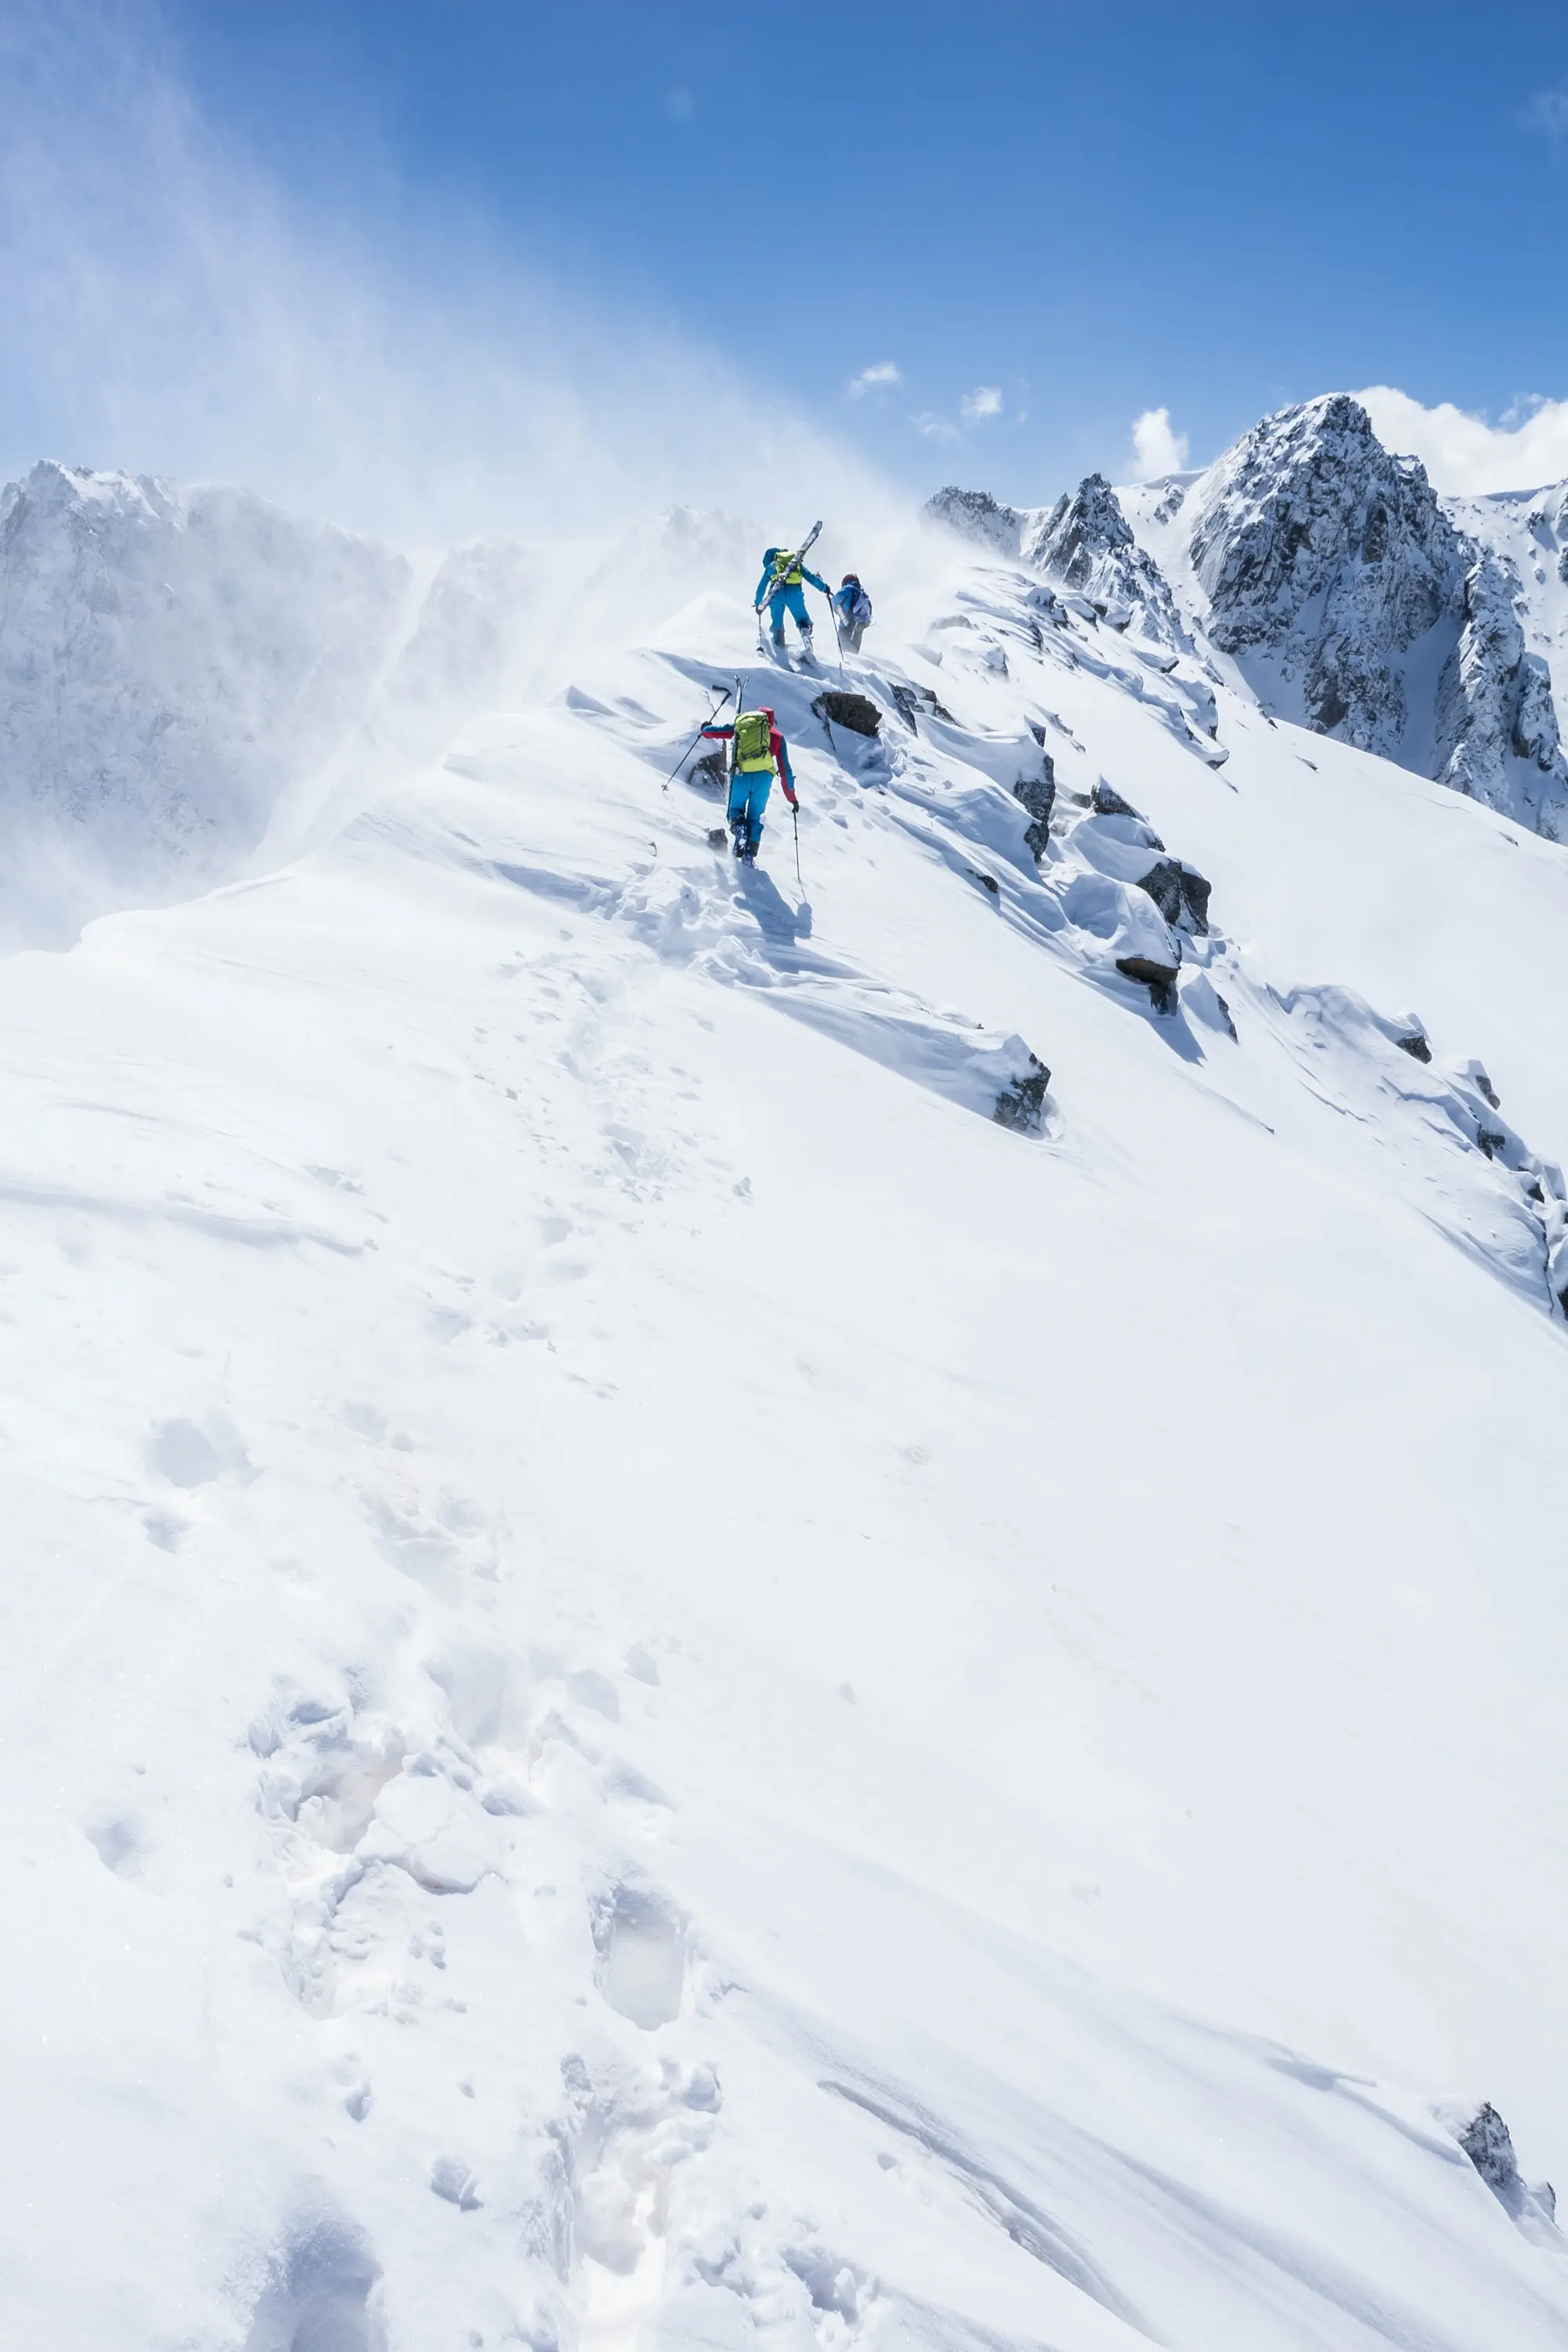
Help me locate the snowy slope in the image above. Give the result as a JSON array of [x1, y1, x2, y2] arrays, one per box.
[[3, 482, 1568, 2352]]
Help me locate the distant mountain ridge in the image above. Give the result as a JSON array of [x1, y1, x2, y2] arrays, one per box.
[[929, 394, 1568, 840]]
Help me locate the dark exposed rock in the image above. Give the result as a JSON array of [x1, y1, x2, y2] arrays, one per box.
[[1137, 858, 1211, 935], [1396, 1030, 1432, 1063], [1436, 557, 1568, 831], [993, 1051, 1050, 1133], [1454, 2103, 1557, 2227], [690, 750, 728, 790], [812, 691, 881, 737], [1091, 781, 1144, 820], [706, 827, 728, 850], [1462, 2104, 1522, 2198], [1477, 1127, 1507, 1161], [1189, 397, 1461, 760], [924, 486, 1024, 557], [1012, 757, 1057, 857], [889, 681, 954, 734], [1116, 955, 1180, 1013]]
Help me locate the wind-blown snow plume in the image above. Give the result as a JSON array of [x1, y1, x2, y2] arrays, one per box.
[[0, 2, 893, 545]]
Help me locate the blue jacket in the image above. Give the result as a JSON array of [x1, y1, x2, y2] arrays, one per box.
[[757, 550, 828, 604], [833, 582, 872, 625]]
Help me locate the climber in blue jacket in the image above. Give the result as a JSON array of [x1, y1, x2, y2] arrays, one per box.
[[832, 572, 873, 653], [755, 546, 830, 655]]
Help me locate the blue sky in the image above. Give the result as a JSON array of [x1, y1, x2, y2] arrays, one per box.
[[3, 2, 1567, 530], [158, 0, 1568, 501]]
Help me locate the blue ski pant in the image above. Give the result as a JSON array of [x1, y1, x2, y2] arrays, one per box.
[[728, 768, 773, 846], [766, 583, 812, 641]]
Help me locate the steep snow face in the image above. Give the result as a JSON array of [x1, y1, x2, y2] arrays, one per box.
[[1125, 397, 1568, 838], [1022, 473, 1188, 648], [4, 480, 1568, 2352], [0, 462, 412, 939]]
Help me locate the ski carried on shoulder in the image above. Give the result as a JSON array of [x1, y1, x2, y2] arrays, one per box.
[[755, 522, 825, 654], [781, 519, 823, 575]]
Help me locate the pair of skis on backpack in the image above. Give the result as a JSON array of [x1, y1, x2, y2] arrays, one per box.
[[757, 518, 825, 670]]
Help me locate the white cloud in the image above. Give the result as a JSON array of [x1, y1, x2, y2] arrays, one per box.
[[960, 385, 1003, 424], [1131, 406, 1189, 477], [911, 410, 960, 442], [848, 360, 902, 398], [1523, 81, 1568, 137], [1356, 386, 1568, 495]]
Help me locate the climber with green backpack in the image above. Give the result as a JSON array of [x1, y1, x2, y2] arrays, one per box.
[[755, 542, 830, 657], [699, 704, 798, 863]]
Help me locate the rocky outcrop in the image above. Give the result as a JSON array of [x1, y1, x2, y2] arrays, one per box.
[[1137, 857, 1211, 935], [812, 691, 881, 737], [1449, 2103, 1558, 2230], [924, 487, 1024, 557], [1115, 955, 1180, 1013], [1024, 474, 1187, 647], [1434, 556, 1568, 837], [1012, 756, 1056, 858], [993, 1050, 1051, 1132]]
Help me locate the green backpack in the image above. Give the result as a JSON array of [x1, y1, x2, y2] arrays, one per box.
[[732, 710, 773, 770]]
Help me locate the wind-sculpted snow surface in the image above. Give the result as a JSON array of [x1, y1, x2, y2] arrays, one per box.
[[5, 469, 1568, 2352]]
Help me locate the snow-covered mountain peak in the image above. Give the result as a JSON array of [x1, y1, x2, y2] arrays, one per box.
[[1181, 393, 1461, 708], [923, 483, 1027, 556], [1118, 394, 1568, 838], [1021, 472, 1188, 648]]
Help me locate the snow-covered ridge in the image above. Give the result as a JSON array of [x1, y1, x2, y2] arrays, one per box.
[[5, 447, 1568, 2348]]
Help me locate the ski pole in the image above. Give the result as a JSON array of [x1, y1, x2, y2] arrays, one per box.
[[662, 684, 735, 790], [826, 591, 846, 682], [793, 804, 804, 889]]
